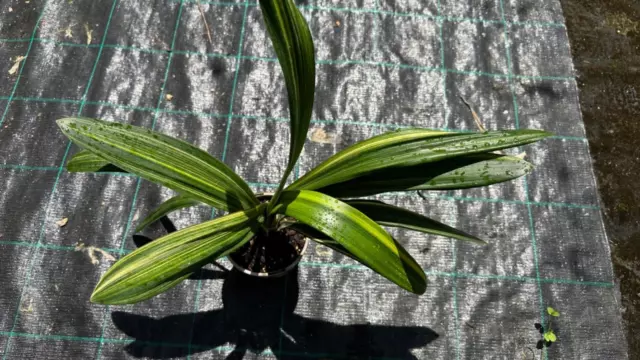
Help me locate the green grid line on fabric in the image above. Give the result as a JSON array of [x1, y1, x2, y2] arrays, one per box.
[[0, 2, 47, 130], [0, 0, 122, 358], [0, 329, 387, 360], [0, 330, 419, 360], [0, 240, 616, 287], [0, 36, 576, 83], [0, 95, 587, 142], [172, 0, 566, 29], [433, 0, 460, 358], [370, 0, 381, 60], [0, 3, 596, 357], [90, 1, 189, 359], [189, 211, 219, 357], [220, 0, 250, 162], [193, 0, 250, 356], [498, 0, 547, 358], [0, 163, 600, 211], [0, 0, 53, 357]]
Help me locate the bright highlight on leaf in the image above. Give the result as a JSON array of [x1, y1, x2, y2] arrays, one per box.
[[271, 190, 427, 294], [90, 205, 264, 304], [290, 129, 550, 192], [54, 0, 552, 305], [318, 153, 535, 197], [57, 118, 258, 212], [260, 0, 315, 204]]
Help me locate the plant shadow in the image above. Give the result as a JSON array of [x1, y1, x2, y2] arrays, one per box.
[[112, 267, 438, 359], [115, 217, 439, 359]]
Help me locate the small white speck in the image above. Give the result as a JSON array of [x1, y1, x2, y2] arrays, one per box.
[[8, 7, 13, 12]]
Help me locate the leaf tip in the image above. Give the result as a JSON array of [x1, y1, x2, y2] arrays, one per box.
[[90, 289, 107, 304], [531, 129, 554, 140], [412, 279, 428, 295], [57, 118, 85, 135], [56, 118, 71, 129], [407, 268, 428, 295], [56, 117, 75, 126], [525, 161, 535, 173]]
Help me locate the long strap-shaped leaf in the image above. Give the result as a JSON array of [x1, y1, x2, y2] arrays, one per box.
[[57, 118, 258, 211], [67, 149, 125, 173], [283, 221, 399, 262], [345, 200, 485, 245], [318, 154, 533, 197], [290, 129, 455, 190], [135, 195, 201, 233], [271, 190, 426, 294], [260, 0, 315, 200], [290, 129, 551, 191], [91, 205, 264, 304]]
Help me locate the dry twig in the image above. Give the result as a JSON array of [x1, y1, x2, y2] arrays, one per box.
[[196, 0, 213, 45], [459, 96, 486, 133]]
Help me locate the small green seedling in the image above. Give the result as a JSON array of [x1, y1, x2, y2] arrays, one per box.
[[525, 307, 560, 359], [543, 307, 560, 344], [547, 307, 560, 317]]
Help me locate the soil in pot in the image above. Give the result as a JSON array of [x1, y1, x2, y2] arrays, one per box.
[[229, 228, 306, 274]]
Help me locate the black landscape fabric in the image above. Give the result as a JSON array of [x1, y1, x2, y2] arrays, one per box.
[[0, 0, 627, 358]]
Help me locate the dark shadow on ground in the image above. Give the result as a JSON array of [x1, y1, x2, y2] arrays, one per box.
[[111, 267, 438, 359], [120, 216, 438, 358]]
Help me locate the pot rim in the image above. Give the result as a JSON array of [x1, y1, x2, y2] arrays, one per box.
[[231, 192, 307, 277], [228, 235, 309, 278]]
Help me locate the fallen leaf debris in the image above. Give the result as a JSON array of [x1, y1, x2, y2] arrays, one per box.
[[75, 242, 117, 265], [56, 217, 69, 227], [8, 56, 26, 75]]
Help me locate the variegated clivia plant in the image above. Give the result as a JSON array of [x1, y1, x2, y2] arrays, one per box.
[[56, 0, 551, 304]]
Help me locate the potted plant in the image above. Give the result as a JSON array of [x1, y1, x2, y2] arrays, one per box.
[[56, 0, 550, 305]]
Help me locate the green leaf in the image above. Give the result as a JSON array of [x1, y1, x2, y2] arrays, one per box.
[[543, 330, 557, 342], [271, 190, 427, 294], [290, 129, 454, 191], [67, 149, 126, 173], [280, 221, 330, 240], [259, 0, 315, 195], [91, 205, 264, 305], [547, 307, 560, 317], [283, 222, 416, 266], [318, 154, 534, 197], [281, 222, 354, 259], [345, 200, 486, 245], [290, 129, 551, 192], [57, 118, 258, 211], [135, 195, 201, 233]]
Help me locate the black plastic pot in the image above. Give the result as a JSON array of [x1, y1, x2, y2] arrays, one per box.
[[228, 192, 309, 278]]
